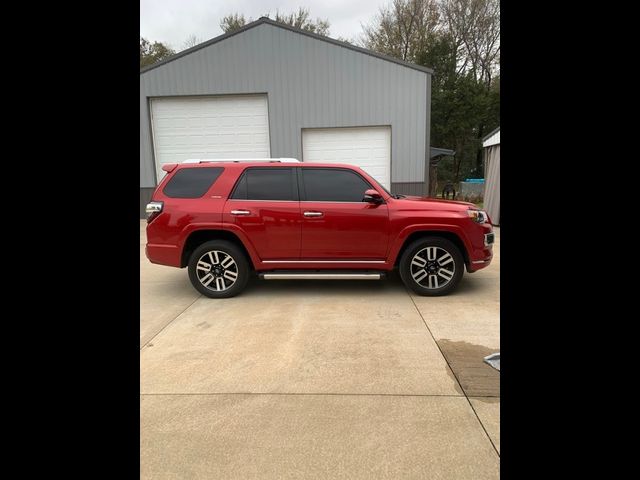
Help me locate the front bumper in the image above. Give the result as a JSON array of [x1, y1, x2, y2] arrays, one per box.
[[468, 254, 493, 271], [466, 226, 494, 272]]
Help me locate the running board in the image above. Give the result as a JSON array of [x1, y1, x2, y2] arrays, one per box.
[[260, 272, 383, 280]]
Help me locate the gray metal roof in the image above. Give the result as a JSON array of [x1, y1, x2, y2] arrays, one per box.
[[430, 147, 455, 158], [482, 126, 500, 143], [140, 17, 434, 75], [429, 147, 455, 166]]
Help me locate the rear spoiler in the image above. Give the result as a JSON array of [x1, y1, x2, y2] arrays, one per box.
[[162, 163, 178, 173]]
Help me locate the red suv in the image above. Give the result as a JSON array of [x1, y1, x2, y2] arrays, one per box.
[[145, 159, 494, 298]]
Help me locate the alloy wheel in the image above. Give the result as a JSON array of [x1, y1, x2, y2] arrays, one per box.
[[410, 246, 456, 289], [195, 250, 239, 292]]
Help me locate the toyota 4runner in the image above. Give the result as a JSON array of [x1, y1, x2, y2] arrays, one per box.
[[145, 158, 494, 298]]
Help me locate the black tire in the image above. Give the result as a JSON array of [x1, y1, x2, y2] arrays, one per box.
[[187, 240, 250, 298], [399, 236, 464, 296]]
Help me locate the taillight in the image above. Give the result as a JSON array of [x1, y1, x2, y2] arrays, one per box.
[[145, 201, 163, 223]]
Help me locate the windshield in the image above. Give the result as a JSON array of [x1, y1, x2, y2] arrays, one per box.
[[378, 182, 392, 196]]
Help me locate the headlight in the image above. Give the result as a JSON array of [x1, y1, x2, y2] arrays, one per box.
[[467, 209, 488, 224]]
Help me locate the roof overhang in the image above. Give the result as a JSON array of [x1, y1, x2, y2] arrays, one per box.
[[430, 147, 455, 166], [482, 126, 500, 147]]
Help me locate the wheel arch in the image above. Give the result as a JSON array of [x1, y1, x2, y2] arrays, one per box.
[[181, 229, 256, 269], [393, 230, 470, 268]]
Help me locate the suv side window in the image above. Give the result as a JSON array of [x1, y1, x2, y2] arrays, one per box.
[[302, 168, 373, 202], [163, 167, 224, 198], [230, 168, 296, 201]]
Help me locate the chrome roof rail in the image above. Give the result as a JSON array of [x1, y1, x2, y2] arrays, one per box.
[[182, 158, 300, 164]]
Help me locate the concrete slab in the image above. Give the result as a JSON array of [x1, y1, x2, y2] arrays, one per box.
[[140, 280, 200, 347], [470, 397, 500, 453], [140, 279, 461, 395], [140, 394, 500, 480], [409, 300, 500, 350]]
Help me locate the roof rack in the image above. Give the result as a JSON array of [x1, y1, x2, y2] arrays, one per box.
[[183, 158, 300, 164]]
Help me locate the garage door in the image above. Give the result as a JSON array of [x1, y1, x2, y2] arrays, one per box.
[[150, 95, 270, 182], [302, 126, 391, 188]]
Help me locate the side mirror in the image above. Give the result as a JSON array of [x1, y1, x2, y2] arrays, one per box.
[[363, 189, 383, 203]]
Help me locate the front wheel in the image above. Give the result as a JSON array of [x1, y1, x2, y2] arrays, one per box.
[[187, 240, 250, 298], [399, 237, 464, 296]]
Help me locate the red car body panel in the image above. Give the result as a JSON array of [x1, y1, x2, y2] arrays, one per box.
[[223, 199, 302, 259], [300, 202, 390, 259], [145, 162, 493, 273]]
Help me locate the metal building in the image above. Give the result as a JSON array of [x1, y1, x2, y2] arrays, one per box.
[[482, 127, 500, 225], [140, 17, 433, 217]]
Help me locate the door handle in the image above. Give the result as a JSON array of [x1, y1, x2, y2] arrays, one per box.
[[231, 209, 251, 216], [303, 211, 323, 217]]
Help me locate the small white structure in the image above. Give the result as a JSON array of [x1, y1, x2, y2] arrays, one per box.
[[482, 127, 500, 225]]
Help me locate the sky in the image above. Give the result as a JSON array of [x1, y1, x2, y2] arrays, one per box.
[[140, 0, 386, 50]]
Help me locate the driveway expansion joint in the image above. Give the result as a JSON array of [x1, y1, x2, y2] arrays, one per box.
[[406, 288, 500, 458], [140, 392, 467, 397], [140, 295, 202, 350]]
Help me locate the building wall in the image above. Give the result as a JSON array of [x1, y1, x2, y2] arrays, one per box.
[[140, 22, 431, 196], [483, 145, 500, 225]]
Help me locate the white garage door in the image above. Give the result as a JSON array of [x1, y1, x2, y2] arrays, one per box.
[[302, 126, 391, 188], [150, 95, 270, 182]]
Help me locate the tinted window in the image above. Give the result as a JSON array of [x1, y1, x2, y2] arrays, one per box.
[[232, 173, 248, 199], [163, 167, 224, 198], [302, 168, 372, 202], [231, 168, 295, 201]]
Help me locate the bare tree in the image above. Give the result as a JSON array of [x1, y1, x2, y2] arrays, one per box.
[[274, 7, 330, 36], [362, 0, 440, 62], [220, 8, 330, 36], [362, 0, 499, 85], [140, 37, 175, 68], [220, 13, 247, 33], [181, 34, 203, 51], [440, 0, 499, 86]]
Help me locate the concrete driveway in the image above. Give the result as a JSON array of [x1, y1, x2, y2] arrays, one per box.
[[140, 221, 500, 479]]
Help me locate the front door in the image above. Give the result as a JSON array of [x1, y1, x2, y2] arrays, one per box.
[[224, 167, 301, 260], [299, 168, 390, 259]]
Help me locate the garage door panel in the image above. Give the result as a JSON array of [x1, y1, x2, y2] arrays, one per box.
[[302, 127, 391, 188], [150, 95, 270, 182]]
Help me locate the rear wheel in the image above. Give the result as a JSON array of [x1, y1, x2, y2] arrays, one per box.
[[399, 237, 464, 296], [187, 240, 250, 298]]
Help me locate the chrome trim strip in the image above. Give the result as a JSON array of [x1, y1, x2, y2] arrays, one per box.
[[230, 210, 251, 215], [262, 260, 386, 264], [471, 260, 489, 264], [262, 273, 381, 280]]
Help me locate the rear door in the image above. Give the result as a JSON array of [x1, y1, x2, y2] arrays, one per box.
[[223, 167, 301, 260], [299, 168, 390, 259]]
